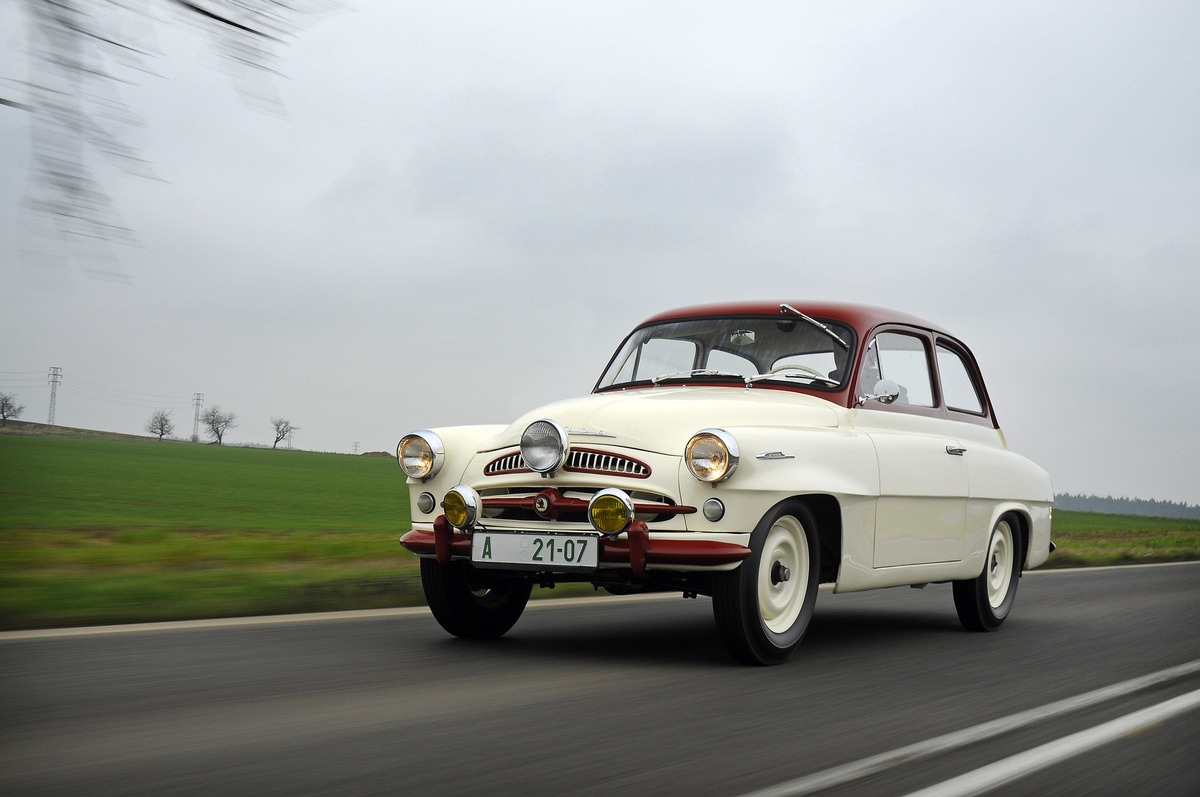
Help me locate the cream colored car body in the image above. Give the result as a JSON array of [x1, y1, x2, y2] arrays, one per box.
[[403, 385, 1052, 592]]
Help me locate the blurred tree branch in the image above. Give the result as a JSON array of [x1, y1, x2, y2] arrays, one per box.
[[3, 0, 338, 282]]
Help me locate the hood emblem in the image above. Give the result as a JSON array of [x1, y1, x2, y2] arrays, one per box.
[[757, 451, 795, 460], [563, 426, 617, 438]]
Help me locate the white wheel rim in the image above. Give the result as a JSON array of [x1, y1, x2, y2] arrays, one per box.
[[758, 515, 808, 634], [986, 520, 1014, 610]]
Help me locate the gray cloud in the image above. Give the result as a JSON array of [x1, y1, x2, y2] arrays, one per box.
[[2, 1, 1198, 502]]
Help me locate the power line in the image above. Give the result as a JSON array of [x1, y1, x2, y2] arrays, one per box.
[[58, 385, 192, 410], [66, 374, 193, 404], [45, 372, 195, 413]]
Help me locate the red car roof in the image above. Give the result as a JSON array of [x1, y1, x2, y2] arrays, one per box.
[[625, 300, 994, 426], [639, 301, 953, 338]]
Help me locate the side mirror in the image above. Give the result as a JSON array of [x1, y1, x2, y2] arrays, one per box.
[[856, 378, 900, 407]]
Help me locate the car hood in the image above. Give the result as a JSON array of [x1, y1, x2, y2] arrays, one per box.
[[482, 387, 842, 455]]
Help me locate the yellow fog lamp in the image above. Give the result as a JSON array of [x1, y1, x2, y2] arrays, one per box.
[[442, 485, 481, 531], [588, 488, 635, 535]]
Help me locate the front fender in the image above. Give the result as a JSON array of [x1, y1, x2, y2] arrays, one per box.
[[678, 427, 878, 533], [402, 424, 507, 525]]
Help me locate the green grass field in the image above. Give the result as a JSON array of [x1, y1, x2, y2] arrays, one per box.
[[1044, 510, 1200, 568], [2, 431, 1197, 629], [0, 433, 419, 629]]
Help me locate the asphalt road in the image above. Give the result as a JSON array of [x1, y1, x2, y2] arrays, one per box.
[[2, 563, 1198, 797]]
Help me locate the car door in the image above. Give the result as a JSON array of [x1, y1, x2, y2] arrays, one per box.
[[855, 329, 969, 567]]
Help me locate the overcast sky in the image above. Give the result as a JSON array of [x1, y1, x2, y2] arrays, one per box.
[[2, 1, 1197, 503]]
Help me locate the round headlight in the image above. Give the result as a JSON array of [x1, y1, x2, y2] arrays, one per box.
[[685, 429, 740, 483], [397, 431, 445, 480], [589, 488, 634, 534], [521, 419, 570, 474], [442, 485, 480, 531]]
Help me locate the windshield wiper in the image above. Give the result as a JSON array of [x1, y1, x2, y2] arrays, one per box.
[[651, 369, 747, 386], [746, 366, 839, 387], [780, 303, 849, 350]]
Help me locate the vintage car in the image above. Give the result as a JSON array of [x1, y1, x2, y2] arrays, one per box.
[[397, 302, 1053, 664]]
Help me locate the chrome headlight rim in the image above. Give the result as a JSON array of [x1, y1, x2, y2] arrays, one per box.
[[588, 488, 635, 535], [442, 484, 481, 531], [685, 428, 740, 484], [397, 430, 445, 481], [520, 418, 570, 474]]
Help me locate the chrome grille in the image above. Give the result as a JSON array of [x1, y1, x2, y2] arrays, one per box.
[[484, 448, 650, 478], [486, 452, 525, 474], [569, 449, 649, 477]]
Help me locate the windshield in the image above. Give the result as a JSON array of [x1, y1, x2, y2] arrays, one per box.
[[595, 315, 856, 391]]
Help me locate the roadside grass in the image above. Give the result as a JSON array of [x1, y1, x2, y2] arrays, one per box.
[[1042, 510, 1200, 568], [0, 433, 423, 629], [2, 432, 1197, 629]]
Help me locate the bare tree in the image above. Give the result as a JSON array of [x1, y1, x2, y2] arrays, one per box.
[[201, 406, 237, 445], [145, 409, 174, 441], [0, 393, 26, 425], [4, 1, 338, 278], [270, 417, 295, 449]]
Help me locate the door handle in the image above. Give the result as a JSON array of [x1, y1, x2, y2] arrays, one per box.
[[946, 446, 966, 456]]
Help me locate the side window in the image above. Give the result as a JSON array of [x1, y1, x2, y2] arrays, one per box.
[[862, 332, 934, 407], [936, 344, 984, 414]]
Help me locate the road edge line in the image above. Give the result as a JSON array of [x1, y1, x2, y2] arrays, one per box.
[[3, 561, 1195, 640], [735, 659, 1200, 797], [901, 687, 1200, 797]]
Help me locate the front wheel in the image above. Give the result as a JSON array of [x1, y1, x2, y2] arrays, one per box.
[[712, 502, 820, 665], [420, 558, 532, 639], [953, 516, 1022, 631]]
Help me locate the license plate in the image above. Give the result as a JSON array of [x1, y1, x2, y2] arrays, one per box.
[[471, 531, 599, 571]]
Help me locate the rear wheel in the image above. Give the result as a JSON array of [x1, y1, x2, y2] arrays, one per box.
[[420, 558, 532, 639], [713, 502, 820, 665], [953, 516, 1022, 631]]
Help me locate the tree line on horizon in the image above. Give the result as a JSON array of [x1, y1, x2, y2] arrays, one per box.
[[3, 391, 297, 449], [145, 408, 296, 449], [1054, 493, 1200, 520]]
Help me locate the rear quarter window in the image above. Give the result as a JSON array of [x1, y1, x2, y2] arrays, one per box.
[[936, 343, 984, 414]]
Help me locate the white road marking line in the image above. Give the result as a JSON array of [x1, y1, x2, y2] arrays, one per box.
[[0, 592, 683, 640], [736, 659, 1200, 797], [901, 687, 1200, 797], [0, 607, 430, 639], [1, 560, 1194, 640], [1023, 560, 1199, 574]]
